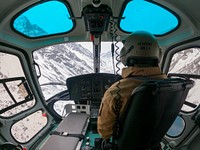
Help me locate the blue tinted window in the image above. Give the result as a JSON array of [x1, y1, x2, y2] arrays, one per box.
[[13, 1, 73, 38], [167, 116, 185, 137], [120, 0, 179, 35]]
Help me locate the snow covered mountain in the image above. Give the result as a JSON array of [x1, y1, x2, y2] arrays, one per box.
[[169, 48, 200, 75], [14, 16, 47, 37], [34, 42, 119, 83]]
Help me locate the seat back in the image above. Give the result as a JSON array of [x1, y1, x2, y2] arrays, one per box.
[[117, 78, 194, 150]]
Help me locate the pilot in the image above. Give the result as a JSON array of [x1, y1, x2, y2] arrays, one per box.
[[97, 31, 167, 140]]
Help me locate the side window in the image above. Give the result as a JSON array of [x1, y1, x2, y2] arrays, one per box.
[[0, 52, 35, 117], [168, 48, 200, 112], [166, 115, 185, 137], [0, 52, 47, 142], [11, 110, 47, 143]]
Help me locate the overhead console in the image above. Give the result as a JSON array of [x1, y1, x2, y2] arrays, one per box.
[[82, 4, 112, 35], [82, 4, 112, 73]]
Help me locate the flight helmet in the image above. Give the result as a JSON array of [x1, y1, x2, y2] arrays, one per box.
[[120, 31, 161, 66]]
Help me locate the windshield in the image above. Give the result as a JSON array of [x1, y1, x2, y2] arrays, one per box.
[[33, 42, 123, 100]]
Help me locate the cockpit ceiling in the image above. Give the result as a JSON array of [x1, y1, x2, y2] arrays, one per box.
[[0, 0, 200, 52]]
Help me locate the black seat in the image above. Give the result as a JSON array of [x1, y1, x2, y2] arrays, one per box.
[[117, 78, 194, 150]]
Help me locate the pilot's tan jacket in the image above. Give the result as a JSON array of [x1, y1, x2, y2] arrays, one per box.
[[97, 66, 167, 140]]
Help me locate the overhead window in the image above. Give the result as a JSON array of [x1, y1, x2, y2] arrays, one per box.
[[13, 0, 73, 38], [119, 0, 179, 35]]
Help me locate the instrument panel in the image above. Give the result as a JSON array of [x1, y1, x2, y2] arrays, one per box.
[[66, 73, 120, 118], [66, 73, 119, 102]]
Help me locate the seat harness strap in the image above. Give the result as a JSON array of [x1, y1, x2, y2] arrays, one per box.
[[50, 131, 84, 141]]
